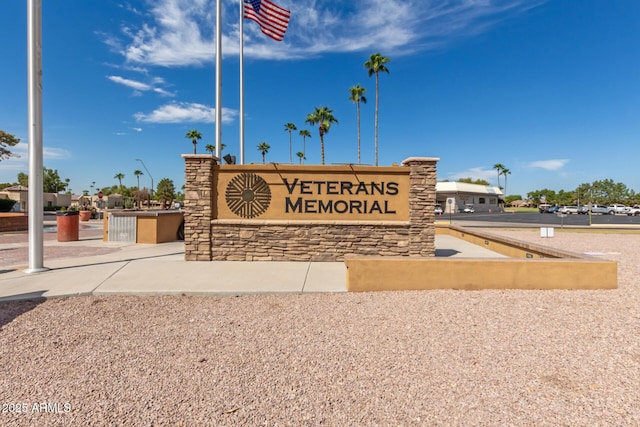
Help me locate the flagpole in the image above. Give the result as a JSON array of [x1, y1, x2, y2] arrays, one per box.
[[26, 0, 47, 273], [239, 0, 245, 165], [215, 0, 222, 158]]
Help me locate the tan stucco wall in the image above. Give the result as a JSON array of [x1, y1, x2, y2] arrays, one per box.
[[346, 224, 618, 291], [345, 257, 617, 291], [136, 212, 184, 244]]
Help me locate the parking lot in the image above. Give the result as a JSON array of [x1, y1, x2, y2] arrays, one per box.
[[442, 211, 640, 227]]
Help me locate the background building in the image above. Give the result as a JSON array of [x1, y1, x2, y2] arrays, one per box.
[[436, 182, 503, 213]]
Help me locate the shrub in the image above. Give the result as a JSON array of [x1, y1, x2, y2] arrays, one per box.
[[0, 198, 16, 212]]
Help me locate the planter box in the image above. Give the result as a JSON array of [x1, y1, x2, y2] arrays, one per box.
[[79, 210, 91, 221]]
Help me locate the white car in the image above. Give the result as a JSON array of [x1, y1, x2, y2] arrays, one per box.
[[434, 206, 443, 215], [559, 206, 579, 214], [463, 205, 475, 213], [625, 205, 640, 216], [608, 204, 627, 214], [591, 205, 614, 215]]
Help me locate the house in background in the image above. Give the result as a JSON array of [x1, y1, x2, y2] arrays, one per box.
[[436, 182, 503, 213], [1, 185, 127, 213], [0, 185, 28, 212], [1, 186, 73, 212]]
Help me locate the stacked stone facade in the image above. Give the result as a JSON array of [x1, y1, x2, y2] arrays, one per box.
[[404, 157, 437, 257], [183, 156, 438, 261], [183, 155, 216, 261]]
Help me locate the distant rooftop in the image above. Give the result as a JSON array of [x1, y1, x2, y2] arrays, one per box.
[[436, 181, 503, 196]]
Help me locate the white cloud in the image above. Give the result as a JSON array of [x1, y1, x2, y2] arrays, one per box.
[[108, 75, 151, 91], [107, 0, 547, 65], [0, 143, 71, 178], [134, 102, 237, 124], [107, 75, 175, 97], [153, 87, 175, 97], [529, 159, 569, 171], [132, 127, 143, 132]]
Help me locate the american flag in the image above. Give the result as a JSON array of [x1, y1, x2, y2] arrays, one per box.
[[244, 0, 291, 42]]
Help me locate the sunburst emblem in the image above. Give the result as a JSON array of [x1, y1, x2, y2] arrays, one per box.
[[225, 173, 271, 218]]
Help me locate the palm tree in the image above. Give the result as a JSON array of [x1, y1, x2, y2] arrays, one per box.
[[502, 168, 511, 196], [493, 163, 505, 189], [364, 53, 390, 166], [284, 123, 297, 164], [185, 129, 202, 154], [134, 170, 143, 208], [257, 142, 270, 164], [349, 84, 367, 164], [114, 173, 125, 195], [296, 152, 305, 164], [305, 106, 338, 165], [299, 129, 311, 163], [205, 143, 226, 156]]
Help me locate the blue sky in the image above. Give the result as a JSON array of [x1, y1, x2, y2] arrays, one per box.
[[1, 0, 639, 198]]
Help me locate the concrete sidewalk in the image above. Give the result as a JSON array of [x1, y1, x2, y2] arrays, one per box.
[[0, 231, 504, 302]]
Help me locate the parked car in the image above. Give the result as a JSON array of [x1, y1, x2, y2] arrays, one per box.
[[608, 204, 627, 214], [591, 204, 615, 215], [559, 206, 579, 214], [625, 205, 640, 216], [578, 205, 589, 214], [538, 204, 552, 213], [463, 204, 475, 213], [434, 206, 443, 215], [545, 206, 560, 213]]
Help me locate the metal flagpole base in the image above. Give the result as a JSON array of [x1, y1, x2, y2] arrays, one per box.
[[23, 267, 50, 274]]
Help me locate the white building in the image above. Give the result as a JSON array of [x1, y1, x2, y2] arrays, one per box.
[[436, 182, 503, 213]]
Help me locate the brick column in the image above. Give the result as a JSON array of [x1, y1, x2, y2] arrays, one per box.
[[183, 155, 217, 260], [402, 157, 439, 257]]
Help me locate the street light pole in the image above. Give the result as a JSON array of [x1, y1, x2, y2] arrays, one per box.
[[135, 158, 154, 201]]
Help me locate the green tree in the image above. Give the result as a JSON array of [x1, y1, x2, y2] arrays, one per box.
[[493, 163, 505, 189], [349, 84, 367, 164], [185, 129, 202, 155], [296, 151, 305, 164], [364, 53, 390, 166], [585, 179, 632, 204], [457, 177, 491, 186], [527, 189, 557, 206], [0, 130, 20, 161], [114, 173, 125, 194], [156, 178, 176, 209], [14, 170, 68, 193], [17, 172, 28, 187], [305, 106, 338, 165], [43, 168, 68, 193], [257, 142, 270, 164], [504, 195, 523, 205], [284, 123, 297, 164], [299, 129, 311, 163]]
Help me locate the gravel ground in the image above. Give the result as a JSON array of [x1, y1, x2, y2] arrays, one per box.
[[1, 230, 639, 426]]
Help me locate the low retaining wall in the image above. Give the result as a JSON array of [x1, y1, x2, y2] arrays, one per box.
[[0, 213, 28, 232], [346, 225, 618, 291], [435, 224, 580, 258]]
